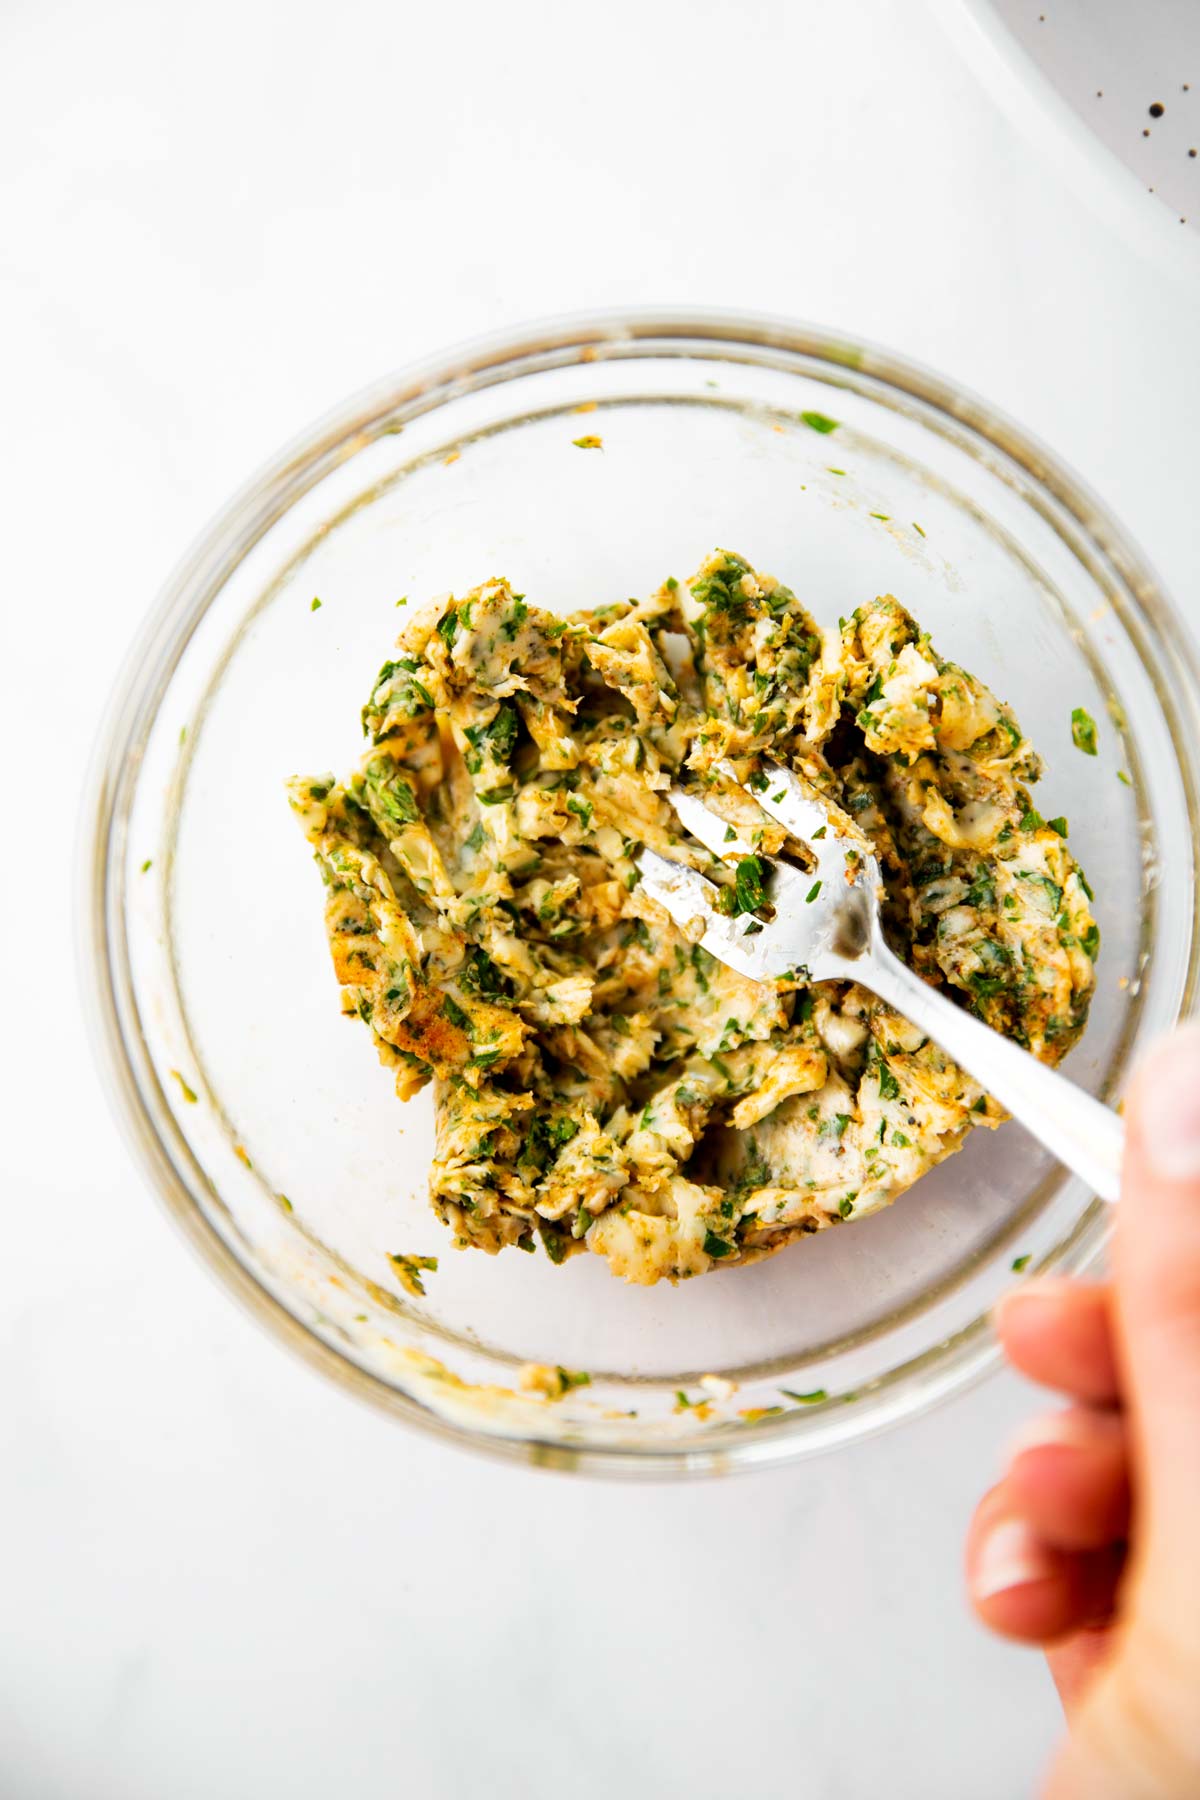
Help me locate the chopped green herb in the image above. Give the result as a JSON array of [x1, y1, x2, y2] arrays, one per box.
[[716, 853, 769, 918], [966, 871, 996, 910], [703, 1229, 733, 1259], [781, 1388, 828, 1404], [169, 1069, 198, 1104], [1011, 1253, 1032, 1273], [459, 948, 510, 1000], [464, 703, 519, 765], [800, 410, 839, 434], [364, 759, 421, 828], [1023, 871, 1064, 911], [540, 1227, 567, 1265], [310, 597, 322, 612], [805, 880, 822, 903], [1071, 707, 1098, 756], [387, 1251, 438, 1297], [442, 995, 471, 1031], [501, 598, 529, 641]]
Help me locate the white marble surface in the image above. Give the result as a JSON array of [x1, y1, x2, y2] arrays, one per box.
[[3, 2, 1199, 1795]]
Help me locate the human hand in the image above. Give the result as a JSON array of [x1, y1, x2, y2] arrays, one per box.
[[965, 1022, 1200, 1798]]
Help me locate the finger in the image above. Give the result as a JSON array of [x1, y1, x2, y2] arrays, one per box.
[[1045, 1624, 1116, 1717], [994, 1279, 1121, 1403], [1111, 1022, 1200, 1613], [966, 1482, 1119, 1646], [1004, 1407, 1131, 1550]]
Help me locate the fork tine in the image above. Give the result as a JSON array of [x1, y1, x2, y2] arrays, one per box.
[[667, 787, 754, 859], [636, 847, 797, 982], [634, 848, 726, 930], [717, 759, 849, 875]]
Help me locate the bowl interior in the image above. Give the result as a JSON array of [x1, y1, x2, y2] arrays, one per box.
[[108, 325, 1197, 1469]]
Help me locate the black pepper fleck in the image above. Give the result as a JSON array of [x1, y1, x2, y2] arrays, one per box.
[[1144, 128, 1151, 137], [1191, 149, 1198, 158], [1150, 103, 1165, 119]]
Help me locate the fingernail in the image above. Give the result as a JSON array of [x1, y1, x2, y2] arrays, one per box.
[[1135, 1022, 1200, 1181], [972, 1519, 1057, 1601], [1006, 1410, 1091, 1462]]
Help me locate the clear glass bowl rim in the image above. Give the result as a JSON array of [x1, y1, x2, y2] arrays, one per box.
[[79, 307, 1200, 1478]]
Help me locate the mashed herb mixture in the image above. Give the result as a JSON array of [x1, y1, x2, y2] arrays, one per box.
[[288, 551, 1097, 1285]]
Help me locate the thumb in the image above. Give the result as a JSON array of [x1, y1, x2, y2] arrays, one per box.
[[1111, 1020, 1200, 1612]]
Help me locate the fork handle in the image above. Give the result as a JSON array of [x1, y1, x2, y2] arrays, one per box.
[[862, 941, 1124, 1203]]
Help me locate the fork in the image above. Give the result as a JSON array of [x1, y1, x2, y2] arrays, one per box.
[[637, 760, 1124, 1202]]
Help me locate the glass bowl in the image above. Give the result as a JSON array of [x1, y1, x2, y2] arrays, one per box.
[[81, 311, 1200, 1476]]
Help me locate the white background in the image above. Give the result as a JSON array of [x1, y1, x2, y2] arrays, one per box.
[[3, 3, 1199, 1796]]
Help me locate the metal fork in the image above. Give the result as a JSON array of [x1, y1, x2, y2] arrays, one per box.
[[637, 760, 1124, 1202]]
